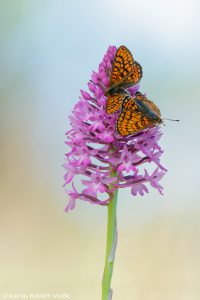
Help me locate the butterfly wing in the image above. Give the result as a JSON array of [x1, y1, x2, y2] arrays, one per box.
[[109, 46, 142, 90], [131, 61, 143, 86], [116, 97, 160, 136], [106, 94, 126, 115]]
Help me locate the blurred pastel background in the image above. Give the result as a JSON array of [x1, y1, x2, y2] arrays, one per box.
[[1, 0, 200, 299]]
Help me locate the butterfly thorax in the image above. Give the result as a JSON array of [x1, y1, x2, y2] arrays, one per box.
[[105, 86, 129, 97]]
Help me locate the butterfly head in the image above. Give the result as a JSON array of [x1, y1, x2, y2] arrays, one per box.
[[134, 91, 143, 100]]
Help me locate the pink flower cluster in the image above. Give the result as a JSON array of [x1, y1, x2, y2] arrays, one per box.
[[64, 46, 167, 212]]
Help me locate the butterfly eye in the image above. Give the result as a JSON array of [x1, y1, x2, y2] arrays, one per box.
[[135, 92, 142, 99]]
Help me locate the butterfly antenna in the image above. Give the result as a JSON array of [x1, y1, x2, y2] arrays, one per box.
[[162, 118, 180, 122]]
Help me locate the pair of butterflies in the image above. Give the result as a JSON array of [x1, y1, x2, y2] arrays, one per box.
[[105, 45, 162, 136]]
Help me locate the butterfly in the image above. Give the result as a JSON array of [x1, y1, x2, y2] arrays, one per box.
[[116, 92, 162, 136], [105, 45, 142, 115]]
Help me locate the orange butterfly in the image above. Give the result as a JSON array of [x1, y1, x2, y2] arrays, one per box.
[[105, 45, 142, 115], [116, 92, 162, 136]]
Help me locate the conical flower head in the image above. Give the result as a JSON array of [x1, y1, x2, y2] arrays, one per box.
[[64, 46, 167, 212]]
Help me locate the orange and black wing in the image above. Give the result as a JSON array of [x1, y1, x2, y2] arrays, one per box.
[[131, 61, 143, 85], [106, 94, 126, 115], [116, 97, 156, 136], [109, 46, 142, 89]]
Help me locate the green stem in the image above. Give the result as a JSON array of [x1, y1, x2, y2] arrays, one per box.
[[102, 188, 118, 300]]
